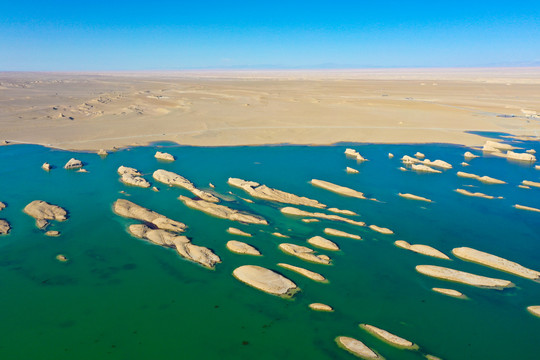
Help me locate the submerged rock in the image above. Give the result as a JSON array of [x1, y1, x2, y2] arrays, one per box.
[[227, 227, 252, 237], [154, 169, 218, 202], [113, 199, 187, 232], [324, 228, 361, 240], [278, 263, 327, 282], [416, 265, 514, 289], [179, 196, 268, 225], [308, 236, 340, 251], [398, 193, 432, 202], [279, 243, 331, 265], [457, 171, 506, 184], [346, 167, 359, 174], [310, 179, 366, 199], [228, 178, 325, 208], [369, 225, 394, 235], [42, 162, 51, 171], [281, 206, 365, 226], [24, 200, 68, 229], [226, 240, 261, 256], [0, 219, 10, 235], [452, 247, 540, 280], [395, 240, 449, 260], [154, 151, 175, 161], [360, 324, 418, 349], [513, 204, 540, 213], [335, 336, 381, 359], [309, 303, 333, 312], [64, 158, 83, 169], [233, 265, 299, 297], [129, 224, 220, 269], [432, 288, 465, 298]]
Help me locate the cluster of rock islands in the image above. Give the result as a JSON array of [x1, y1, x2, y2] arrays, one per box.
[[2, 138, 537, 359]]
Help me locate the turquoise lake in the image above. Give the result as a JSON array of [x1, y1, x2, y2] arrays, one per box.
[[0, 138, 539, 360]]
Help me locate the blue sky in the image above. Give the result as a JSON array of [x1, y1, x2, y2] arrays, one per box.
[[1, 1, 539, 70]]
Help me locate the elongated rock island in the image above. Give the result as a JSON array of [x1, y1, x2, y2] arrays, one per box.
[[154, 169, 218, 202], [226, 240, 261, 256], [335, 336, 381, 359], [395, 240, 450, 260], [24, 200, 68, 229], [398, 193, 432, 202], [307, 236, 340, 251], [281, 206, 365, 226], [278, 263, 327, 282], [233, 265, 299, 297], [228, 178, 325, 208], [310, 179, 366, 199], [113, 199, 186, 232], [360, 324, 418, 349], [452, 247, 540, 280], [279, 243, 331, 265], [179, 196, 268, 225], [416, 265, 514, 289], [324, 228, 361, 240]]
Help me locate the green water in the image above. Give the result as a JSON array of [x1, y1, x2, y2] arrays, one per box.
[[0, 139, 539, 360]]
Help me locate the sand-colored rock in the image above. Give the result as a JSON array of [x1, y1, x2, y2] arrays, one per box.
[[278, 263, 327, 282], [536, 165, 540, 170], [527, 306, 540, 318], [120, 172, 151, 188], [416, 265, 514, 289], [369, 225, 394, 235], [279, 243, 331, 265], [302, 218, 320, 223], [113, 198, 186, 232], [506, 150, 536, 162], [526, 149, 536, 154], [117, 166, 141, 176], [324, 228, 361, 240], [24, 200, 68, 229], [129, 224, 220, 269], [154, 169, 219, 202], [398, 193, 432, 202], [0, 219, 10, 235], [461, 162, 470, 166], [399, 167, 407, 171], [335, 336, 381, 359], [518, 185, 530, 189], [360, 324, 418, 349], [0, 202, 5, 211], [522, 180, 540, 188], [346, 167, 359, 174], [514, 204, 540, 213], [402, 155, 452, 169], [56, 254, 68, 262], [152, 186, 159, 192], [179, 195, 268, 225], [395, 240, 450, 260], [457, 171, 506, 184], [328, 208, 357, 216], [345, 148, 367, 162], [233, 265, 298, 297], [272, 232, 289, 238], [77, 168, 88, 173], [227, 227, 252, 237], [415, 152, 425, 159], [455, 188, 500, 199], [155, 151, 175, 161], [388, 153, 394, 159], [464, 151, 478, 160], [432, 288, 465, 298], [226, 240, 261, 256], [482, 140, 515, 152], [42, 162, 51, 171], [452, 247, 540, 280], [45, 230, 60, 237], [308, 236, 340, 251], [281, 206, 365, 226], [97, 149, 108, 156], [411, 164, 441, 173], [423, 159, 452, 169], [64, 158, 83, 169], [228, 178, 325, 208], [309, 303, 333, 312], [310, 179, 366, 199]]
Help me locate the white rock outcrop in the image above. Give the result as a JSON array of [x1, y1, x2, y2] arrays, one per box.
[[279, 243, 331, 265], [113, 199, 186, 232], [308, 236, 340, 251], [278, 263, 327, 282], [24, 200, 68, 229], [64, 158, 83, 169], [324, 228, 361, 240], [344, 148, 367, 162], [309, 303, 333, 312], [414, 152, 425, 159], [226, 240, 261, 256], [281, 206, 365, 226], [336, 336, 380, 359], [360, 324, 418, 349], [233, 265, 299, 297], [227, 227, 252, 237], [118, 166, 151, 188], [411, 164, 441, 173], [310, 179, 366, 199], [452, 247, 540, 280], [228, 178, 325, 208], [398, 193, 432, 202], [395, 240, 449, 260], [416, 265, 514, 289], [464, 151, 478, 160], [179, 196, 268, 225], [155, 151, 175, 161], [506, 151, 536, 162], [154, 169, 218, 202], [457, 171, 506, 184]]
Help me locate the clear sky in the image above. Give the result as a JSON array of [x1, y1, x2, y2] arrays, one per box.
[[1, 0, 539, 71]]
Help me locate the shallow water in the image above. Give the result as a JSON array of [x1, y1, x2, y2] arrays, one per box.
[[0, 138, 539, 360]]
